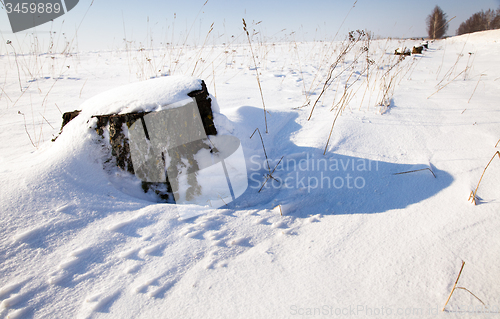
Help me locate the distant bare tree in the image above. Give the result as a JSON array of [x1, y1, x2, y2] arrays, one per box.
[[456, 8, 500, 35], [427, 6, 448, 39]]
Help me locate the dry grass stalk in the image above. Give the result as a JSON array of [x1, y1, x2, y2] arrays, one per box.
[[39, 113, 54, 130], [18, 111, 36, 148], [79, 79, 88, 98], [216, 194, 228, 207], [0, 85, 12, 103], [454, 287, 487, 307], [258, 156, 284, 193], [428, 69, 466, 99], [332, 67, 366, 112], [250, 128, 271, 174], [191, 22, 214, 76], [358, 78, 370, 111], [393, 167, 436, 178], [495, 139, 499, 148], [438, 35, 469, 86], [197, 32, 244, 76], [330, 75, 343, 110], [358, 41, 374, 111], [469, 151, 500, 205], [442, 261, 465, 311], [463, 52, 476, 80], [442, 261, 487, 311], [436, 42, 447, 80], [377, 54, 406, 110], [292, 38, 307, 96], [400, 55, 420, 84], [243, 19, 268, 133], [324, 89, 355, 155], [323, 65, 367, 155], [274, 205, 283, 216], [302, 0, 358, 105], [211, 62, 217, 98], [307, 30, 366, 121], [7, 40, 23, 92], [468, 75, 484, 103], [323, 108, 342, 155], [54, 103, 62, 115], [171, 0, 209, 74]]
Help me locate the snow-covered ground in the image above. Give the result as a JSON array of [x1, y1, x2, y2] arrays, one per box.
[[1, 30, 499, 318]]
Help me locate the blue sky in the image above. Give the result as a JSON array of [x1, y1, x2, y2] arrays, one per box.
[[1, 0, 500, 52]]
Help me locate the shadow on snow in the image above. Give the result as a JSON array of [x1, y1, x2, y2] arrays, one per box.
[[227, 106, 453, 217]]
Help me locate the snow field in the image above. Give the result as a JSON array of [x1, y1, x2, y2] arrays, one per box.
[[0, 29, 499, 318]]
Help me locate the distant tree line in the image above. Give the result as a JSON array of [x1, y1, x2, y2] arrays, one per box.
[[426, 6, 500, 39], [456, 8, 500, 35]]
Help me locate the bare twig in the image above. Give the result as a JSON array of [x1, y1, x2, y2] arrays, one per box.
[[469, 151, 500, 205]]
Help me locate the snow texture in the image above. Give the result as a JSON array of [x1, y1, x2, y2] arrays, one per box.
[[1, 29, 500, 318]]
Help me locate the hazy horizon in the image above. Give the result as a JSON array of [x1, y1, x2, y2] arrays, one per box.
[[1, 0, 499, 53]]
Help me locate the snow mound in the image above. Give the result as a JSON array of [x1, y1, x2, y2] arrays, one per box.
[[53, 75, 231, 204], [449, 29, 500, 44]]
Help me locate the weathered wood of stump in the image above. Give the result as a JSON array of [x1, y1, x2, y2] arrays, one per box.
[[394, 48, 411, 56], [412, 46, 424, 54]]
